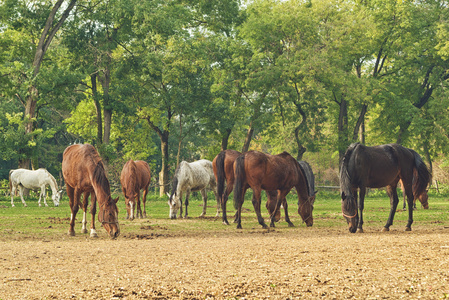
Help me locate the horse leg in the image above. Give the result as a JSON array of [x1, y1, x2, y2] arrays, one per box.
[[142, 187, 148, 218], [184, 190, 189, 219], [402, 192, 407, 211], [282, 198, 295, 227], [405, 187, 415, 231], [222, 183, 233, 225], [18, 186, 27, 207], [252, 188, 268, 229], [10, 185, 16, 207], [41, 186, 48, 207], [90, 193, 98, 238], [213, 188, 220, 218], [136, 191, 142, 219], [81, 192, 89, 234], [67, 186, 78, 236], [356, 189, 364, 233], [382, 184, 399, 232], [200, 189, 207, 217]]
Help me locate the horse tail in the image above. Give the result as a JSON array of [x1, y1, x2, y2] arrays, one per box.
[[8, 170, 13, 195], [339, 143, 359, 199], [411, 149, 432, 199], [233, 155, 246, 210], [215, 151, 227, 202]]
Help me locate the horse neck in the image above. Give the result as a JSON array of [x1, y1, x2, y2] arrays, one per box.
[[46, 172, 58, 193]]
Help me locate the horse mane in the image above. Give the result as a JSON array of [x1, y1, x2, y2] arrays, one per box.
[[93, 160, 111, 197], [170, 162, 184, 199], [298, 161, 316, 197], [44, 169, 58, 190], [339, 143, 359, 199]]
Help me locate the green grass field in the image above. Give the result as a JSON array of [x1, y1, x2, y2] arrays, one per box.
[[1, 188, 448, 240]]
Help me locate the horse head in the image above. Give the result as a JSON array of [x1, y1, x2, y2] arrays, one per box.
[[418, 191, 429, 209], [52, 189, 63, 207], [298, 194, 314, 227], [99, 197, 120, 239], [341, 192, 358, 233], [167, 192, 181, 219]]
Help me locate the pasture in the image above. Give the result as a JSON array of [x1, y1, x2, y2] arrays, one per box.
[[1, 189, 449, 299]]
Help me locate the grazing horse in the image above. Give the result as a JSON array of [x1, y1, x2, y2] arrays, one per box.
[[120, 160, 151, 220], [400, 176, 429, 210], [168, 159, 219, 219], [266, 160, 318, 223], [62, 144, 120, 239], [233, 151, 314, 229], [9, 168, 62, 207], [340, 143, 431, 233]]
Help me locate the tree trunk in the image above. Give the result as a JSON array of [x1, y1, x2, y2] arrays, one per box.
[[221, 128, 232, 151], [19, 0, 77, 168], [99, 62, 112, 145], [337, 94, 349, 162], [91, 73, 103, 144], [241, 121, 254, 153], [159, 132, 170, 197]]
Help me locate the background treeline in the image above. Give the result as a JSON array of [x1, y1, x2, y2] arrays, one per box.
[[2, 0, 449, 195]]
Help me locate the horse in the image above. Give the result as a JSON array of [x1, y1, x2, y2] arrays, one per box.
[[213, 150, 314, 225], [62, 144, 120, 239], [400, 176, 429, 210], [120, 160, 151, 220], [340, 143, 431, 233], [9, 168, 62, 207], [266, 160, 318, 223], [233, 150, 315, 229], [168, 159, 219, 219]]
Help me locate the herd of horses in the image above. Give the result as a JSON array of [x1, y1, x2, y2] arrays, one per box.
[[7, 142, 432, 239]]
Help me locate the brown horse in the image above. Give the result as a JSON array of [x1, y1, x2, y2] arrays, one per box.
[[400, 174, 429, 210], [340, 143, 431, 233], [213, 150, 281, 225], [120, 160, 151, 220], [266, 160, 318, 223], [62, 144, 120, 239], [233, 150, 314, 229]]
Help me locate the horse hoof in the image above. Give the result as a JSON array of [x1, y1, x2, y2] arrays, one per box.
[[90, 233, 98, 238], [405, 227, 412, 231], [81, 229, 88, 234], [288, 223, 295, 228], [381, 227, 389, 232], [68, 231, 75, 236], [223, 221, 229, 226], [270, 223, 275, 228], [357, 228, 364, 233]]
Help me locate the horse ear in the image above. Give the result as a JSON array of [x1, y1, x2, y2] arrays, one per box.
[[166, 192, 170, 198], [314, 190, 318, 195], [341, 192, 346, 199], [114, 197, 119, 203]]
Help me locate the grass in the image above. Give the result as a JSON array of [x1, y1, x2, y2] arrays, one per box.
[[0, 188, 448, 240]]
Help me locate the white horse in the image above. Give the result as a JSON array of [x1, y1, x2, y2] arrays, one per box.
[[167, 159, 219, 219], [9, 168, 62, 207]]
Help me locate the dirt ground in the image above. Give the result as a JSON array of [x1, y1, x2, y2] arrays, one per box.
[[1, 225, 449, 300]]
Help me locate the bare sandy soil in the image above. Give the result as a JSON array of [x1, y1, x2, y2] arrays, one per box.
[[1, 225, 449, 299]]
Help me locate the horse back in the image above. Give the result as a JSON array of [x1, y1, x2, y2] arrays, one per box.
[[62, 144, 102, 191]]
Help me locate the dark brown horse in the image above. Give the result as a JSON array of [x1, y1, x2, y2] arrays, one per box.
[[120, 160, 151, 220], [62, 144, 120, 239], [213, 150, 281, 225], [340, 143, 431, 233], [266, 160, 318, 223], [233, 150, 314, 229]]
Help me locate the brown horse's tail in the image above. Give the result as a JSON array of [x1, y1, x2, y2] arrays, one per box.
[[233, 155, 245, 210], [411, 149, 432, 199], [215, 151, 227, 202]]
